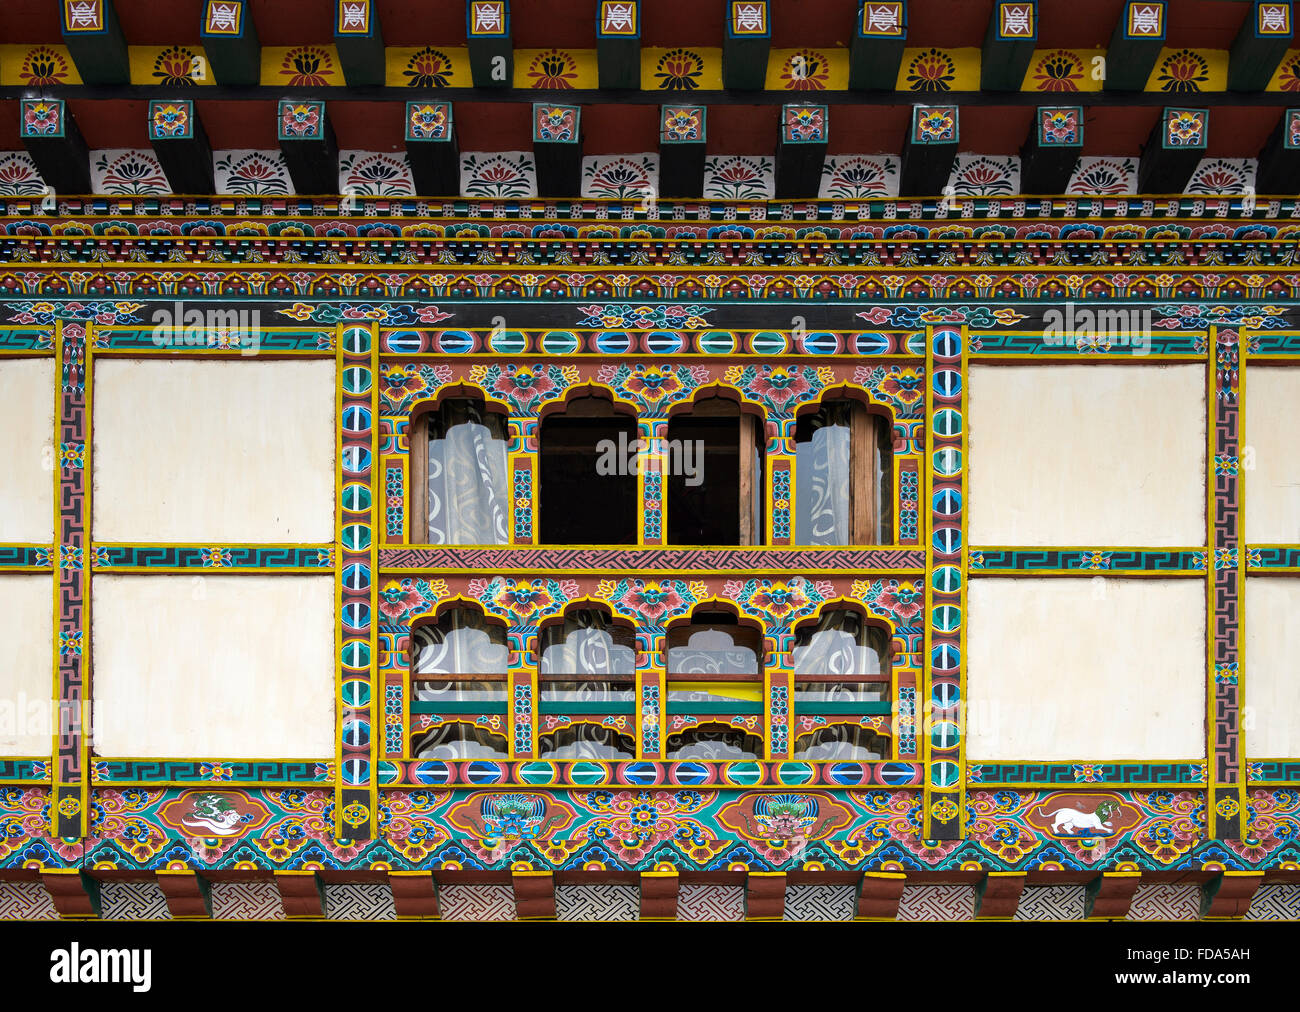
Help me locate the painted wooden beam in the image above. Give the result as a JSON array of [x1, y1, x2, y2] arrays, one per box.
[[533, 102, 582, 198], [850, 1, 907, 90], [900, 104, 959, 197], [745, 872, 787, 920], [156, 870, 212, 919], [775, 103, 828, 198], [856, 871, 907, 919], [1200, 871, 1263, 918], [405, 101, 459, 197], [659, 105, 706, 198], [19, 98, 90, 195], [59, 0, 129, 85], [467, 0, 513, 88], [389, 871, 440, 919], [1105, 1, 1167, 92], [334, 0, 385, 86], [723, 0, 771, 91], [975, 871, 1027, 918], [41, 871, 100, 919], [1255, 108, 1300, 193], [200, 0, 261, 86], [1085, 870, 1142, 919], [278, 99, 339, 196], [1138, 107, 1209, 194], [274, 871, 325, 918], [1021, 105, 1083, 194], [597, 0, 641, 90], [639, 870, 679, 920], [148, 100, 215, 195], [981, 1, 1037, 92], [512, 870, 556, 919], [1229, 2, 1293, 91]]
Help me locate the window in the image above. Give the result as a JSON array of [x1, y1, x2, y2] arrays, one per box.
[[666, 396, 764, 546], [537, 608, 637, 759], [538, 394, 638, 545], [665, 613, 763, 760], [410, 608, 510, 758], [410, 398, 510, 545], [794, 399, 891, 545], [790, 609, 890, 760]]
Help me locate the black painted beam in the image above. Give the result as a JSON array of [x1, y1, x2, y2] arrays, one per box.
[[533, 103, 582, 197], [148, 99, 214, 194], [849, 1, 907, 91], [200, 0, 261, 86], [981, 1, 1037, 92], [19, 98, 90, 195], [775, 104, 828, 198], [335, 0, 385, 87], [59, 0, 129, 85], [1020, 105, 1083, 194], [1138, 107, 1209, 194], [723, 0, 771, 91], [278, 99, 339, 195], [1229, 2, 1293, 92], [1105, 1, 1167, 92], [405, 101, 459, 197], [659, 105, 706, 198], [597, 0, 641, 90], [467, 0, 513, 88], [1255, 108, 1300, 193], [900, 105, 958, 197]]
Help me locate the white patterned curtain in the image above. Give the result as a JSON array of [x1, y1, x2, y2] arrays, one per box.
[[540, 725, 635, 760], [665, 727, 762, 760], [427, 403, 509, 545], [791, 610, 882, 701], [666, 628, 758, 678], [411, 613, 510, 759], [795, 404, 852, 546], [414, 724, 510, 760], [794, 726, 884, 761]]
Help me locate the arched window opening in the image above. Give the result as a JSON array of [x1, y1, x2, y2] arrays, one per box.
[[410, 398, 510, 545], [665, 724, 763, 761], [794, 399, 892, 545], [793, 725, 888, 761], [412, 722, 511, 760], [409, 608, 509, 758], [538, 724, 636, 760], [791, 609, 892, 760], [665, 615, 763, 747], [666, 395, 764, 546], [538, 394, 638, 545]]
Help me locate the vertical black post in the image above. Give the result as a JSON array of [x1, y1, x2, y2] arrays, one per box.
[[406, 102, 460, 198], [900, 105, 959, 197], [849, 1, 907, 91], [533, 103, 583, 198], [1021, 106, 1083, 195], [597, 0, 641, 90], [776, 104, 828, 199], [723, 1, 771, 91], [200, 0, 261, 86], [467, 0, 513, 88], [335, 0, 386, 87], [149, 99, 215, 195], [659, 105, 707, 198]]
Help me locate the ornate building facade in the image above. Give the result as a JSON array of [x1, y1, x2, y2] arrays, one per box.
[[0, 0, 1298, 922]]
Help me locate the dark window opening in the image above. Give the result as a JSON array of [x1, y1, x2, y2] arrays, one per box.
[[538, 397, 637, 545], [666, 397, 763, 546]]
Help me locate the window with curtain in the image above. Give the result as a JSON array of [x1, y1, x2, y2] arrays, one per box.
[[664, 617, 763, 760], [537, 609, 637, 760], [794, 400, 892, 546], [411, 399, 510, 545], [791, 609, 891, 761], [410, 609, 510, 758]]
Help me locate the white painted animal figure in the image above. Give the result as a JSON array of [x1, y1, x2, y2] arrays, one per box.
[[1042, 799, 1119, 835]]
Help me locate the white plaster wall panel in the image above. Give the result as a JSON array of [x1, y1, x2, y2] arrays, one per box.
[[968, 365, 1206, 547], [92, 360, 335, 543], [1244, 367, 1300, 544], [0, 575, 54, 756], [1244, 577, 1300, 758], [91, 575, 334, 759], [966, 578, 1206, 761], [0, 358, 55, 543]]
